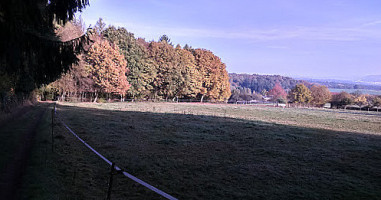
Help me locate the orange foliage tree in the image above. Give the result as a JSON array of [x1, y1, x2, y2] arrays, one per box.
[[86, 40, 130, 102], [310, 85, 332, 106], [192, 49, 231, 102]]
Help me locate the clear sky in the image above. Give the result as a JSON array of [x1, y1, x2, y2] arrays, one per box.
[[79, 0, 381, 80]]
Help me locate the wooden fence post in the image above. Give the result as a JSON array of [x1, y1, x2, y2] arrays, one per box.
[[106, 163, 116, 200], [51, 104, 55, 152]]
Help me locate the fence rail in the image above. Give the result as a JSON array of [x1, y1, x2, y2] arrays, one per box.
[[53, 105, 178, 200]]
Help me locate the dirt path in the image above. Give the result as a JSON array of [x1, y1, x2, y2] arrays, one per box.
[[0, 106, 46, 199]]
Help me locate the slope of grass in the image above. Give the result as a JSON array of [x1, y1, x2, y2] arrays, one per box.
[[30, 102, 381, 199]]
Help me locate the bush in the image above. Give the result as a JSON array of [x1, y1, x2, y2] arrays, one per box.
[[97, 98, 107, 103]]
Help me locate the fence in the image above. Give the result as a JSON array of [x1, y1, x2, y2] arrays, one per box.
[[52, 104, 178, 200]]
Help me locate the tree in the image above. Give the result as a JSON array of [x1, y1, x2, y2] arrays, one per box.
[[331, 92, 353, 108], [268, 83, 287, 102], [94, 18, 107, 37], [310, 85, 332, 106], [104, 27, 155, 100], [85, 40, 130, 102], [373, 96, 381, 106], [159, 35, 172, 45], [148, 41, 179, 100], [192, 49, 231, 102], [354, 95, 368, 109], [289, 84, 313, 104], [175, 46, 203, 99], [0, 0, 90, 107]]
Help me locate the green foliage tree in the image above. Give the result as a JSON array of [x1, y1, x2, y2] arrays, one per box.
[[159, 35, 172, 45], [289, 84, 313, 104], [229, 73, 307, 94], [104, 27, 155, 100]]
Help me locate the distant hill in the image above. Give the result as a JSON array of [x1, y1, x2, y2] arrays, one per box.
[[357, 75, 381, 85], [296, 77, 381, 91], [229, 73, 308, 93]]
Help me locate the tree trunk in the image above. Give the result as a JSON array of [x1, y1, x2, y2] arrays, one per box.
[[200, 94, 205, 103], [93, 92, 98, 103]]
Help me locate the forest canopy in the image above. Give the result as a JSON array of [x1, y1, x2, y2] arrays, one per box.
[[41, 20, 231, 102]]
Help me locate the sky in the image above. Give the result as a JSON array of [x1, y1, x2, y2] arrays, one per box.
[[79, 0, 381, 80]]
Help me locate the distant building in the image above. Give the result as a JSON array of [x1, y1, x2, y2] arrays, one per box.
[[262, 96, 271, 101]]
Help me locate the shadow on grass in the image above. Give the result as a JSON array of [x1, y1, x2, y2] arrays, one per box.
[[44, 103, 381, 200]]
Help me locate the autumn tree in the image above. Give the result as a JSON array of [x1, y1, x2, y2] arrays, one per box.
[[354, 94, 368, 109], [310, 85, 332, 106], [372, 96, 381, 107], [104, 27, 155, 100], [85, 40, 130, 102], [289, 84, 313, 104], [371, 97, 381, 112], [268, 83, 287, 102], [148, 40, 179, 100], [174, 46, 203, 99], [331, 92, 353, 108], [192, 49, 231, 102]]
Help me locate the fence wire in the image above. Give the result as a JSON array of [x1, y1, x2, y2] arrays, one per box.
[[54, 106, 178, 200]]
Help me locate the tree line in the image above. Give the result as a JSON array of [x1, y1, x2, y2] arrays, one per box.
[[229, 73, 309, 102], [39, 19, 231, 102], [232, 80, 381, 110]]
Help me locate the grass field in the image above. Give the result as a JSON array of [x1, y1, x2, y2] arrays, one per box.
[[18, 102, 381, 199]]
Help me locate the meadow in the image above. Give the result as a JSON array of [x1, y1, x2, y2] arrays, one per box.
[[19, 102, 381, 199]]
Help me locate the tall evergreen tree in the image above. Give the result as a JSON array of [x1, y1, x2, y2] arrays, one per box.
[[0, 0, 90, 109]]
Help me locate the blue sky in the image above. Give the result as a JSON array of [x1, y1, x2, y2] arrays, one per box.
[[79, 0, 381, 80]]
